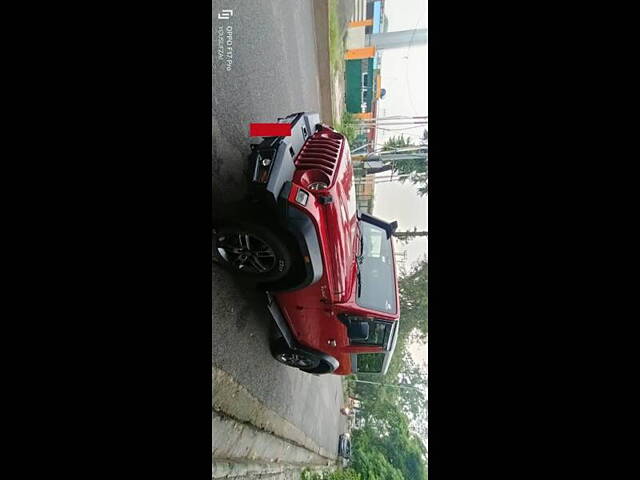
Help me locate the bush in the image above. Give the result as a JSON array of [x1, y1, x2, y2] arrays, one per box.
[[334, 112, 357, 147], [301, 468, 361, 480]]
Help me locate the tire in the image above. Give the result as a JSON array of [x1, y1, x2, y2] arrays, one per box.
[[300, 359, 334, 375], [214, 222, 292, 282], [270, 337, 320, 371]]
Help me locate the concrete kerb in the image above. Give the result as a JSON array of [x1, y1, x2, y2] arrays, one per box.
[[213, 366, 337, 462], [213, 461, 332, 480], [213, 412, 330, 470]]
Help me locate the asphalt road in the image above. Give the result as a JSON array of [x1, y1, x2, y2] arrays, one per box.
[[213, 0, 324, 206], [212, 0, 346, 459]]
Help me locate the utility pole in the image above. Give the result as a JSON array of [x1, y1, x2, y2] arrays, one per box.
[[394, 250, 408, 273]]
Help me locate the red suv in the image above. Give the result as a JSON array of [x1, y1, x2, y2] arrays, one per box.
[[214, 112, 400, 375]]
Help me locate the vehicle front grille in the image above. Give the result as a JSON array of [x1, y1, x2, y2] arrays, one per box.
[[294, 131, 343, 182]]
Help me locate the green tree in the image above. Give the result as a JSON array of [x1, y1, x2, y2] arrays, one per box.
[[382, 135, 414, 151], [348, 258, 428, 480], [352, 403, 427, 480], [352, 447, 405, 480], [335, 112, 358, 147], [382, 135, 428, 196], [399, 258, 428, 332], [356, 257, 428, 411]]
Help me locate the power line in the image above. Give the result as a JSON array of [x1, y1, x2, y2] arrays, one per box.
[[374, 125, 429, 132]]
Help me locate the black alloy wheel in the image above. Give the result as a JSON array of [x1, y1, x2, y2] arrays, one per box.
[[217, 232, 276, 274], [270, 337, 321, 371], [214, 223, 292, 282], [275, 350, 319, 369]]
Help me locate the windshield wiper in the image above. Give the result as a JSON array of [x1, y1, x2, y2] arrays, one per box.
[[355, 221, 364, 297], [356, 221, 364, 264]]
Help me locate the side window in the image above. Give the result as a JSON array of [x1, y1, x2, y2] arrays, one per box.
[[346, 316, 390, 346], [367, 321, 387, 345], [356, 353, 384, 373]]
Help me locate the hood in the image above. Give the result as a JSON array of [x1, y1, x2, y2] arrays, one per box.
[[321, 153, 359, 302]]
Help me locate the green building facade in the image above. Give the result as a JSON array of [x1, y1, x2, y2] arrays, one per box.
[[345, 58, 376, 114]]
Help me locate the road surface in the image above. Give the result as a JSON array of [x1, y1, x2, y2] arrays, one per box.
[[213, 0, 326, 207], [212, 0, 346, 470]]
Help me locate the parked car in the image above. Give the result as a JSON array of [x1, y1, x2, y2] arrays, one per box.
[[214, 112, 400, 375], [338, 433, 351, 460]]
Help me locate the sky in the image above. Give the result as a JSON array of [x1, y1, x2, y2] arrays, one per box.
[[376, 0, 427, 145], [372, 0, 428, 268], [371, 0, 428, 390], [349, 0, 428, 447]]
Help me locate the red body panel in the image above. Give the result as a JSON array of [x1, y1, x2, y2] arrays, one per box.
[[273, 126, 400, 375]]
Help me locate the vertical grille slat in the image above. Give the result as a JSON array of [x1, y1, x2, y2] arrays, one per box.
[[304, 145, 340, 154], [299, 151, 337, 163], [294, 131, 343, 183]]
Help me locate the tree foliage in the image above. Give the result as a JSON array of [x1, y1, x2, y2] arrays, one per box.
[[382, 135, 428, 196], [335, 112, 358, 147], [352, 404, 427, 480], [398, 258, 428, 338], [382, 135, 414, 151], [347, 258, 428, 480]]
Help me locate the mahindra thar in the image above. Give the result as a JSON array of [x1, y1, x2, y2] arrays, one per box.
[[214, 112, 400, 375]]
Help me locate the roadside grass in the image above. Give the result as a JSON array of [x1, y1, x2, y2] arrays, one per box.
[[328, 0, 344, 78], [333, 111, 357, 147], [301, 468, 361, 480], [327, 0, 349, 128]]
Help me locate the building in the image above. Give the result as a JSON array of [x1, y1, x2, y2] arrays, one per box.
[[345, 0, 387, 120], [344, 0, 427, 122], [352, 154, 376, 214]]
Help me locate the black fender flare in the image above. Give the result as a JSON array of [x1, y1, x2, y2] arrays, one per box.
[[275, 182, 324, 291], [266, 292, 339, 373]]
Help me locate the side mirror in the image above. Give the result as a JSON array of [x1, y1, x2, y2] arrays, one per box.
[[348, 321, 370, 341]]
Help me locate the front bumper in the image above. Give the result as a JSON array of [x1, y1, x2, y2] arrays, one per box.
[[249, 112, 321, 204], [247, 112, 324, 292]]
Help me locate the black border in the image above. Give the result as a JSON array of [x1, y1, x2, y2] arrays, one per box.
[[21, 1, 622, 478]]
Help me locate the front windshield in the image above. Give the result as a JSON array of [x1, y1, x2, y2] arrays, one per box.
[[356, 221, 397, 314]]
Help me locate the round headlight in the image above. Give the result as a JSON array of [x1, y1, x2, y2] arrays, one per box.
[[308, 181, 329, 191]]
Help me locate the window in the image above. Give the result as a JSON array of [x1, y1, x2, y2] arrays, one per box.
[[362, 72, 369, 87], [346, 316, 391, 346], [356, 353, 384, 373], [366, 229, 383, 258], [356, 221, 397, 313]]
